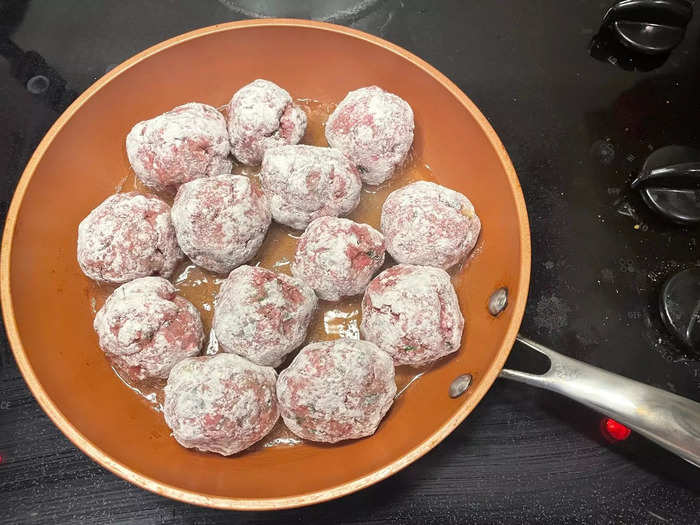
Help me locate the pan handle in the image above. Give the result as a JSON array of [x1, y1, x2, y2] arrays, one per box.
[[499, 335, 700, 467]]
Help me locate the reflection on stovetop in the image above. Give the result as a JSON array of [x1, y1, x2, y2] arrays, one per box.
[[0, 1, 698, 523]]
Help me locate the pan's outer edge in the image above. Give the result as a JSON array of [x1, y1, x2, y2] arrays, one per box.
[[0, 19, 531, 510]]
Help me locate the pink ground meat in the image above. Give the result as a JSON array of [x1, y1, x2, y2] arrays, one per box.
[[170, 175, 271, 274], [93, 277, 203, 381], [360, 264, 464, 367], [260, 145, 362, 230], [291, 216, 385, 301], [325, 86, 414, 185], [126, 102, 232, 192], [381, 181, 481, 270], [77, 192, 183, 284], [213, 265, 318, 367], [227, 79, 307, 165], [164, 353, 279, 456], [276, 338, 396, 443]]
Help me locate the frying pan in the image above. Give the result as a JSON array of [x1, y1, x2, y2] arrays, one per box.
[[1, 20, 698, 511]]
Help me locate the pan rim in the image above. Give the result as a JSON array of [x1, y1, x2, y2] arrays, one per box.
[[0, 18, 531, 510]]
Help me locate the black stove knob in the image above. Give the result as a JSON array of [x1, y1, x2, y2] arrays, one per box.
[[660, 267, 700, 353], [604, 0, 693, 53], [590, 0, 693, 70], [630, 146, 700, 224], [614, 20, 685, 54]]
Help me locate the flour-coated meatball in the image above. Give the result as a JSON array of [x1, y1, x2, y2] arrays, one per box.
[[277, 338, 396, 443], [260, 145, 361, 230], [171, 175, 271, 273], [360, 264, 464, 367], [213, 265, 317, 367], [326, 86, 414, 185], [94, 277, 203, 381], [291, 217, 385, 301], [381, 181, 480, 270], [126, 102, 231, 192], [227, 79, 306, 165], [164, 353, 279, 455], [77, 192, 182, 284]]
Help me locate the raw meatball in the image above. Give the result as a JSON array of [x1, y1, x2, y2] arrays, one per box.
[[360, 264, 464, 367], [277, 338, 396, 443], [213, 265, 317, 367], [227, 79, 307, 165], [164, 353, 279, 455], [77, 192, 182, 284], [171, 175, 271, 273], [291, 216, 385, 301], [381, 181, 481, 270], [126, 102, 232, 192], [326, 86, 414, 185], [260, 145, 362, 230], [93, 277, 203, 381]]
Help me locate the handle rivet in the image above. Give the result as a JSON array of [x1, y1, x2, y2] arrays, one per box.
[[449, 374, 473, 398], [488, 287, 508, 316]]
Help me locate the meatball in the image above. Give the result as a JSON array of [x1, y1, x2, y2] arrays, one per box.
[[164, 353, 279, 455], [93, 277, 203, 381], [126, 102, 232, 192], [77, 192, 182, 284], [171, 175, 271, 274], [360, 264, 464, 367], [326, 86, 414, 185], [227, 79, 307, 165], [381, 181, 481, 270], [213, 265, 317, 367], [260, 145, 362, 230], [291, 216, 385, 301], [277, 338, 396, 443]]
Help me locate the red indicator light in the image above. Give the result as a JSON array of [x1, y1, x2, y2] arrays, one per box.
[[601, 417, 631, 441]]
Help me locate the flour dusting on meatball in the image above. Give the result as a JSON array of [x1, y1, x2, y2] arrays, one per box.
[[381, 181, 481, 270], [291, 216, 385, 301], [260, 145, 361, 230], [326, 86, 414, 185], [360, 264, 464, 367], [94, 277, 203, 381], [227, 79, 307, 165], [171, 175, 271, 274], [126, 102, 232, 192], [213, 265, 317, 367], [164, 353, 279, 455], [277, 338, 396, 443], [77, 192, 182, 284]]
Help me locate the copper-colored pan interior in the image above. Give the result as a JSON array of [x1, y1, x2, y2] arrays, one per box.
[[1, 20, 530, 509]]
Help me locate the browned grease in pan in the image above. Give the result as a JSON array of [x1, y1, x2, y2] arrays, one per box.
[[88, 99, 439, 450]]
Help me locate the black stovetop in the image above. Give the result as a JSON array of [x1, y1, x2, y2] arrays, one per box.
[[1, 1, 698, 523]]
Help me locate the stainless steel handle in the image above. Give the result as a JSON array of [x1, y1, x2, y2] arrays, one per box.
[[500, 335, 700, 467]]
